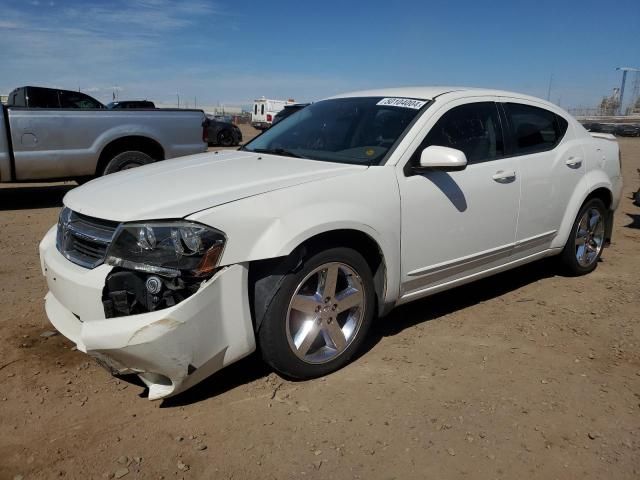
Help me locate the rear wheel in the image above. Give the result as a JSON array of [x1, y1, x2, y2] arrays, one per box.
[[560, 198, 607, 275], [257, 247, 375, 379], [217, 130, 234, 147], [102, 150, 154, 175]]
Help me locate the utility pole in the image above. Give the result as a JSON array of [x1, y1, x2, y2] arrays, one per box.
[[177, 91, 180, 108], [616, 67, 640, 115], [546, 74, 553, 101]]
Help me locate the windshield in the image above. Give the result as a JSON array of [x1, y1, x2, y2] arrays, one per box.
[[243, 97, 428, 165]]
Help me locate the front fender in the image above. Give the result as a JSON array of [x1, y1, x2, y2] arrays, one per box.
[[188, 167, 402, 305], [551, 170, 614, 250]]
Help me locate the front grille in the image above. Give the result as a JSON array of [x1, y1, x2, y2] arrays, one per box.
[[57, 209, 119, 269]]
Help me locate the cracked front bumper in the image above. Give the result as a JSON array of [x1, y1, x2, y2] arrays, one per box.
[[39, 226, 256, 400]]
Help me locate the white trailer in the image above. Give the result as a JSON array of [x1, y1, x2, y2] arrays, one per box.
[[252, 97, 293, 130]]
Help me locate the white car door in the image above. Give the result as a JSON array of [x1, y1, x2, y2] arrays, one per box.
[[397, 100, 521, 300], [501, 102, 585, 258]]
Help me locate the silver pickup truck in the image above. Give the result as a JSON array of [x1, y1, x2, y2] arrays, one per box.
[[0, 102, 207, 182]]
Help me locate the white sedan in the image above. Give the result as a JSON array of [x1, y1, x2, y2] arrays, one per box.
[[39, 87, 623, 400]]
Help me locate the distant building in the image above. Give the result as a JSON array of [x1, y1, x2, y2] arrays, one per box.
[[201, 105, 243, 116], [0, 94, 8, 104], [154, 102, 243, 115]]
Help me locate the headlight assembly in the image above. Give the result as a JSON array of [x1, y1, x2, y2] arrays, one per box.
[[105, 221, 226, 278]]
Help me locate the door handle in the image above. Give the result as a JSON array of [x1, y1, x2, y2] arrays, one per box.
[[492, 170, 516, 183], [565, 156, 582, 168]]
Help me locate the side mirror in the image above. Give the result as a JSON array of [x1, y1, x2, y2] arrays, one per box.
[[418, 145, 467, 170]]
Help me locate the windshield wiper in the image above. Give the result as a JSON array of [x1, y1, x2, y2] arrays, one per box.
[[250, 148, 308, 159]]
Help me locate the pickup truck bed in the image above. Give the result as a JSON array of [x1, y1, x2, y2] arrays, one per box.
[[0, 105, 207, 182]]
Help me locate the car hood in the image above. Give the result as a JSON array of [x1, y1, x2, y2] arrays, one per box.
[[64, 150, 366, 221]]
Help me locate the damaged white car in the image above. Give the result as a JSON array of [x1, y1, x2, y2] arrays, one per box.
[[40, 87, 623, 400]]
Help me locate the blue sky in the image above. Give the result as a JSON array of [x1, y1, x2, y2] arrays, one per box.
[[0, 0, 638, 110]]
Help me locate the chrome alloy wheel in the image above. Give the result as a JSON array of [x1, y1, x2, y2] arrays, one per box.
[[575, 207, 605, 267], [286, 262, 365, 364]]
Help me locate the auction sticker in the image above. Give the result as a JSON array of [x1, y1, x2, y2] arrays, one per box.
[[376, 97, 427, 109]]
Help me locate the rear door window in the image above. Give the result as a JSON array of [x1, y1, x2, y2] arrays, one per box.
[[505, 103, 568, 155]]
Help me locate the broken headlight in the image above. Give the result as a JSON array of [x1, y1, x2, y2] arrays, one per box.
[[105, 221, 226, 278]]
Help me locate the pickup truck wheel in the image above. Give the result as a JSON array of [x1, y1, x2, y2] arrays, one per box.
[[258, 247, 375, 379], [561, 198, 606, 275], [102, 151, 154, 175], [217, 130, 234, 147]]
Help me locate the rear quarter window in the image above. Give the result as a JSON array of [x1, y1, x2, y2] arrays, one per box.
[[505, 103, 569, 155]]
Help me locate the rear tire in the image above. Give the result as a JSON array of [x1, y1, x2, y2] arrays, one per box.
[[102, 151, 154, 175], [217, 130, 233, 147], [257, 247, 375, 379], [560, 198, 607, 275]]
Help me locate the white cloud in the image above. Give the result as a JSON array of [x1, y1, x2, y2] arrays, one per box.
[[0, 1, 350, 106], [0, 1, 217, 93]]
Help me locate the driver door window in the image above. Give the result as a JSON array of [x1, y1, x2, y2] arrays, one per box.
[[411, 102, 504, 166]]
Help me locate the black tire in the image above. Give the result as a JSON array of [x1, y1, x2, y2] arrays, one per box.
[[217, 130, 234, 147], [560, 198, 607, 275], [257, 247, 376, 379], [102, 151, 154, 175]]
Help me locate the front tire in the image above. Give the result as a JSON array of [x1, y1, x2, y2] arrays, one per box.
[[560, 198, 607, 275], [257, 247, 375, 379], [102, 151, 154, 175]]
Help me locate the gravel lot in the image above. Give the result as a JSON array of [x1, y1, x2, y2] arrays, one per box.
[[0, 134, 638, 480]]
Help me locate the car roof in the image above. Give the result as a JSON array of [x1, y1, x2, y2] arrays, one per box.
[[328, 86, 555, 107]]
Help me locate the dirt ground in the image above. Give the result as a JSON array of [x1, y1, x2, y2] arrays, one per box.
[[0, 133, 638, 480]]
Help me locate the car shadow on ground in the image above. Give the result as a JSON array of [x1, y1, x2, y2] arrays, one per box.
[[625, 213, 640, 229], [158, 354, 271, 407], [159, 257, 560, 407], [0, 184, 76, 211], [362, 257, 558, 351]]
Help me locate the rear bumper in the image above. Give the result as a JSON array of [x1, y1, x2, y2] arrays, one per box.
[[251, 122, 269, 130], [39, 226, 256, 400]]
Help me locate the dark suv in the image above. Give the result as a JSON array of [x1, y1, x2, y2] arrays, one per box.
[[615, 124, 640, 137], [205, 115, 243, 146]]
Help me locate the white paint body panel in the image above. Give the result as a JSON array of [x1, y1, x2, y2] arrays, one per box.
[[395, 96, 520, 294], [64, 150, 365, 221], [39, 86, 622, 399]]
